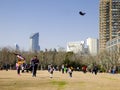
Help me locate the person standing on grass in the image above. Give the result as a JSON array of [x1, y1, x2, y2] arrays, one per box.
[[15, 54, 25, 76], [49, 65, 54, 78], [68, 67, 73, 77], [93, 65, 98, 75], [82, 65, 87, 73], [61, 64, 64, 74], [31, 55, 39, 77], [16, 60, 22, 75]]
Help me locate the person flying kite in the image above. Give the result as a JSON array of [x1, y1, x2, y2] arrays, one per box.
[[14, 53, 25, 75]]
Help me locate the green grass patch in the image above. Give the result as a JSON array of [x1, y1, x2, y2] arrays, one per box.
[[51, 80, 67, 90]]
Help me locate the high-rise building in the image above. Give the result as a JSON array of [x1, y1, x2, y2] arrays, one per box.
[[67, 41, 85, 54], [29, 32, 40, 52], [86, 38, 99, 55], [99, 0, 120, 52], [14, 43, 20, 51]]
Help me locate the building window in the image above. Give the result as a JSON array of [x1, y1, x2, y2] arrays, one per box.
[[118, 39, 120, 42]]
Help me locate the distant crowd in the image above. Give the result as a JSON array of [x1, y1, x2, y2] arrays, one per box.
[[0, 53, 119, 78]]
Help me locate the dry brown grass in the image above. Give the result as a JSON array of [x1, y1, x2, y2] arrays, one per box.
[[0, 70, 120, 90]]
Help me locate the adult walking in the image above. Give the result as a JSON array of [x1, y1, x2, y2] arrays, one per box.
[[93, 65, 98, 75], [31, 55, 39, 77]]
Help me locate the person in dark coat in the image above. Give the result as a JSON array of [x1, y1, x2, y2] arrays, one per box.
[[93, 65, 98, 75], [31, 56, 39, 77]]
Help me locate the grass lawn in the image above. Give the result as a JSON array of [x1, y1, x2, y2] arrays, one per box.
[[0, 70, 120, 90]]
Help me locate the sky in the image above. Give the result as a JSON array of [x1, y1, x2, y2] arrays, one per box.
[[0, 0, 99, 51]]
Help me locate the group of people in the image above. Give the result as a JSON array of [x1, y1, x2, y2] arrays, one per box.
[[48, 64, 74, 78], [15, 53, 99, 78], [61, 64, 74, 77], [82, 65, 99, 75], [15, 53, 74, 78], [15, 54, 39, 77]]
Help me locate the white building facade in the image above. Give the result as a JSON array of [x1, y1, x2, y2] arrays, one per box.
[[106, 31, 120, 52], [86, 38, 99, 55], [67, 41, 85, 53]]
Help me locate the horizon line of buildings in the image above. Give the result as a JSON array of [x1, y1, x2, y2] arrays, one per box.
[[14, 32, 99, 55]]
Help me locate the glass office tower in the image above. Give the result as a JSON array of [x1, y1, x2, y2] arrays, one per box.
[[30, 32, 40, 52]]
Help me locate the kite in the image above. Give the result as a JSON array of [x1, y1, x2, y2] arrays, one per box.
[[79, 11, 86, 16], [13, 53, 25, 59]]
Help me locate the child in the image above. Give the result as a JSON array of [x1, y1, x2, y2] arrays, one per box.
[[49, 65, 54, 78], [68, 67, 73, 77]]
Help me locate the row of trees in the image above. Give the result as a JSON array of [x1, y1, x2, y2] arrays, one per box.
[[0, 47, 120, 72]]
